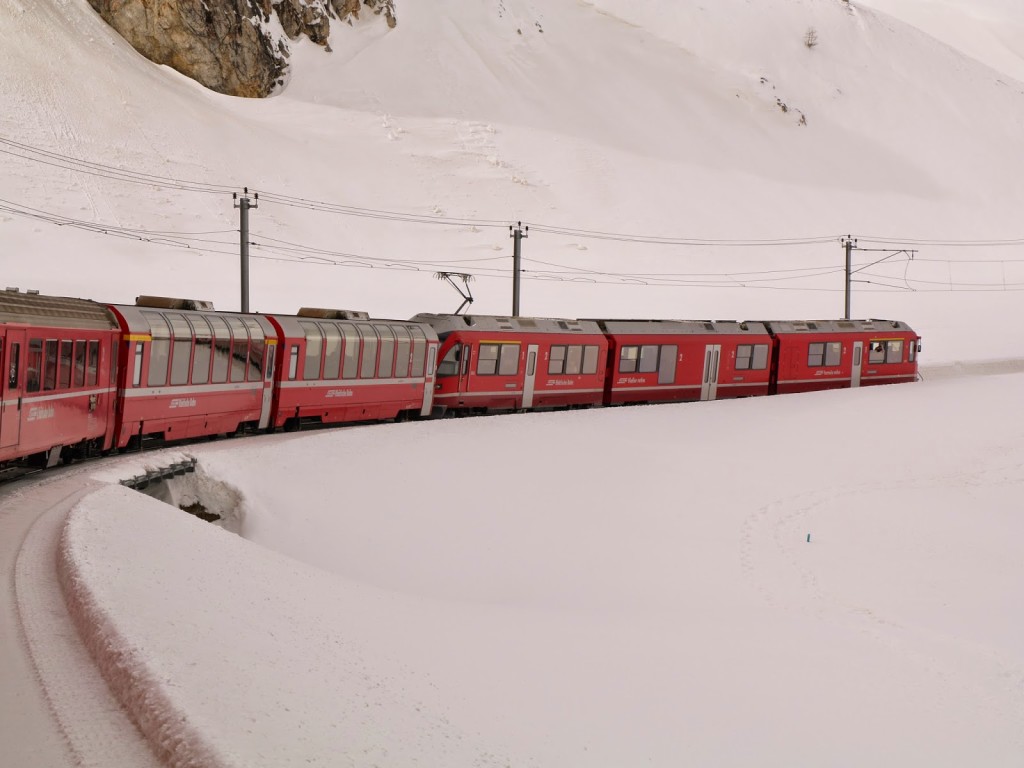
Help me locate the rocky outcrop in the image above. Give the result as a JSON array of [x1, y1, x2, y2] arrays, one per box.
[[86, 0, 397, 98]]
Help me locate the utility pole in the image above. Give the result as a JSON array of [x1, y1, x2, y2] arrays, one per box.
[[234, 188, 258, 313], [510, 221, 528, 317], [842, 235, 857, 320]]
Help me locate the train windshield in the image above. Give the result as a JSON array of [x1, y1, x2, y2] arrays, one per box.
[[437, 344, 461, 377]]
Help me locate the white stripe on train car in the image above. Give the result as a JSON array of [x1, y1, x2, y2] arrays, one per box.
[[121, 382, 263, 398], [277, 377, 425, 390]]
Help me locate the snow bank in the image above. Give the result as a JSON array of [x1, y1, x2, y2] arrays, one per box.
[[58, 484, 509, 768]]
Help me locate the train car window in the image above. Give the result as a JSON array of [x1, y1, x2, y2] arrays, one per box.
[[582, 345, 600, 375], [658, 345, 677, 385], [498, 343, 520, 376], [288, 345, 299, 380], [908, 340, 916, 363], [565, 345, 583, 375], [165, 314, 193, 386], [478, 344, 500, 375], [461, 345, 470, 376], [299, 321, 322, 380], [393, 326, 411, 378], [339, 323, 360, 379], [321, 323, 342, 380], [27, 339, 42, 393], [133, 342, 144, 387], [619, 346, 639, 373], [242, 317, 265, 382], [207, 316, 231, 384], [409, 327, 426, 378], [736, 344, 754, 370], [752, 344, 769, 370], [825, 342, 842, 367], [44, 340, 58, 391], [73, 341, 86, 388], [377, 326, 395, 378], [807, 342, 824, 367], [868, 340, 885, 364], [548, 345, 566, 374], [226, 317, 249, 383], [189, 316, 213, 385], [886, 340, 903, 363], [145, 313, 171, 387], [358, 325, 379, 379], [437, 344, 461, 377], [58, 340, 73, 389], [638, 345, 659, 374], [7, 342, 18, 389]]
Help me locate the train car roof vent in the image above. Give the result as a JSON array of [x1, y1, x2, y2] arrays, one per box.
[[297, 307, 370, 320], [739, 322, 749, 331], [807, 322, 818, 330], [136, 295, 215, 311], [462, 315, 476, 326], [703, 322, 716, 331]]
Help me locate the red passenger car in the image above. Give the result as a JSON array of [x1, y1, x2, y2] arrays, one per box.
[[0, 290, 119, 467], [412, 313, 608, 414], [265, 309, 438, 429], [595, 319, 774, 404], [763, 319, 921, 394], [108, 297, 279, 447]]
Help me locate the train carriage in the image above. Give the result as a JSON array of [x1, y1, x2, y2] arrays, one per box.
[[265, 309, 439, 429], [108, 297, 278, 447], [763, 319, 921, 394], [0, 289, 119, 467], [595, 319, 774, 405], [412, 313, 608, 414]]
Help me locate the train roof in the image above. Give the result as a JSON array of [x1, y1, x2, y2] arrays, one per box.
[[112, 303, 277, 337], [271, 312, 438, 339], [761, 319, 915, 334], [0, 289, 117, 330], [411, 313, 603, 335], [592, 319, 770, 336]]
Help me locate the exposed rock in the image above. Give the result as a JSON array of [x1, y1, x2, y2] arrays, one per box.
[[86, 0, 397, 98]]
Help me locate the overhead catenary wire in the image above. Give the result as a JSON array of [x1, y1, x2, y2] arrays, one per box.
[[5, 133, 1024, 294]]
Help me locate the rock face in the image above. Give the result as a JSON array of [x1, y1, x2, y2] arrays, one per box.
[[86, 0, 397, 98]]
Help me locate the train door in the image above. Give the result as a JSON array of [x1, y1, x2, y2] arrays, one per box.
[[700, 343, 721, 401], [259, 340, 276, 429], [420, 346, 437, 417], [851, 341, 863, 388], [522, 344, 539, 408], [458, 342, 472, 403], [1, 330, 25, 449]]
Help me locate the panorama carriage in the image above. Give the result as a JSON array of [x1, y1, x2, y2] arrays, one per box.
[[265, 308, 439, 428]]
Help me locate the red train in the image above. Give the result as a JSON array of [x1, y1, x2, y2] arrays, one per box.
[[0, 289, 920, 469]]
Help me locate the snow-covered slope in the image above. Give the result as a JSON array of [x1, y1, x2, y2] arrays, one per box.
[[2, 0, 1024, 355]]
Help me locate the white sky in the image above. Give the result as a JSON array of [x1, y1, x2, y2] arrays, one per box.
[[2, 0, 1024, 765]]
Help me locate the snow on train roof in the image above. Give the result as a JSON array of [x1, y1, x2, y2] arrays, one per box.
[[411, 313, 603, 335], [762, 319, 915, 334], [0, 289, 117, 330]]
